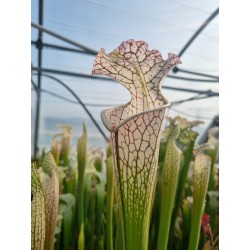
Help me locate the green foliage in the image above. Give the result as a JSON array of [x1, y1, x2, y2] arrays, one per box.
[[189, 144, 213, 250], [60, 193, 76, 250], [31, 117, 219, 250], [157, 124, 181, 250]]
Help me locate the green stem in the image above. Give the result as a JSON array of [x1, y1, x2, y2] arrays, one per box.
[[77, 124, 87, 249], [106, 155, 115, 250], [182, 199, 192, 250], [61, 194, 76, 250], [96, 172, 105, 249], [189, 209, 203, 250], [157, 125, 181, 250], [78, 223, 85, 250], [188, 150, 211, 250]]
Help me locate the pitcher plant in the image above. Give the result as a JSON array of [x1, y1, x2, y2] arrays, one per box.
[[92, 39, 181, 250]]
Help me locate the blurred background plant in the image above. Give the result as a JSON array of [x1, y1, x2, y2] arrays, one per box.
[[31, 115, 219, 250]]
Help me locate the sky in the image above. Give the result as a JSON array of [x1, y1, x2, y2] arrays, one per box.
[[31, 0, 219, 152]]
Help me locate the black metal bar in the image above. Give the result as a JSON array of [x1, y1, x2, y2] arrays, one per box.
[[32, 86, 218, 109], [32, 67, 219, 85], [169, 107, 213, 120], [31, 41, 93, 55], [173, 67, 219, 80], [168, 74, 218, 82], [198, 115, 219, 143], [34, 0, 44, 157], [178, 7, 219, 58], [172, 8, 219, 81], [31, 88, 120, 107], [31, 78, 38, 93], [165, 86, 218, 96], [32, 66, 109, 80], [31, 22, 98, 55], [32, 73, 109, 141], [171, 94, 217, 106], [32, 67, 219, 96]]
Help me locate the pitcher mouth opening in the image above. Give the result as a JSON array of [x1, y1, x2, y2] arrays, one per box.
[[101, 102, 171, 133]]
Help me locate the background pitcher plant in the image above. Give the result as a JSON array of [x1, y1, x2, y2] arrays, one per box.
[[92, 39, 181, 250]]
